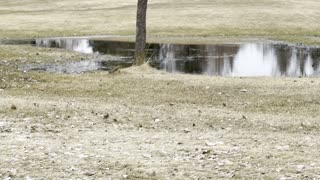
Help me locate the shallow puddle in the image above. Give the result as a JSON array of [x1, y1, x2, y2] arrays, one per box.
[[6, 37, 320, 76]]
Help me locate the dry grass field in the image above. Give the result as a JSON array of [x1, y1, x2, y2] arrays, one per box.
[[0, 0, 320, 43], [1, 0, 320, 179]]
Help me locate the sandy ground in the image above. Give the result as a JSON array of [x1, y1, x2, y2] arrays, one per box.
[[1, 0, 320, 179]]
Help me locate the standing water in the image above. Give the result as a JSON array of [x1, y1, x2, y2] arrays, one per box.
[[19, 37, 320, 76]]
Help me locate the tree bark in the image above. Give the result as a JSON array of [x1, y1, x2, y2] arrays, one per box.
[[135, 0, 148, 65]]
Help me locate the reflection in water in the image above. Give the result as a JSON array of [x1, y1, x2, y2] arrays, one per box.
[[287, 49, 300, 77], [304, 54, 313, 77], [232, 44, 279, 76], [159, 44, 177, 73], [36, 38, 93, 54], [34, 38, 320, 77]]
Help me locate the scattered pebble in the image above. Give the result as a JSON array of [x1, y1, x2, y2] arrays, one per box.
[[84, 171, 96, 176], [275, 145, 290, 151], [240, 89, 248, 93], [103, 114, 109, 119], [11, 105, 17, 110], [276, 167, 282, 172], [206, 141, 224, 146], [143, 154, 152, 158], [296, 165, 305, 173], [25, 176, 34, 180], [202, 149, 212, 155], [183, 129, 191, 133]]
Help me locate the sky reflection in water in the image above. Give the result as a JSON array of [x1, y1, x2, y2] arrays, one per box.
[[35, 38, 320, 77]]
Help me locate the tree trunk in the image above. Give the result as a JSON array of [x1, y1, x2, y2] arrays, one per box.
[[135, 0, 148, 65]]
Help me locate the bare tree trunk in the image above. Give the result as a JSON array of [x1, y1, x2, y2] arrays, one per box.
[[135, 0, 148, 65]]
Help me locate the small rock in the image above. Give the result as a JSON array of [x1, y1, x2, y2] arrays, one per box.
[[296, 165, 305, 172], [25, 176, 34, 180], [183, 129, 191, 133], [11, 105, 17, 110], [240, 89, 248, 93], [143, 154, 152, 158], [123, 175, 128, 179], [154, 119, 161, 123], [8, 169, 17, 177], [0, 128, 12, 133], [202, 149, 212, 155], [30, 126, 38, 133], [242, 115, 247, 120], [103, 114, 109, 119], [275, 145, 290, 151], [206, 86, 210, 90], [84, 171, 96, 176], [206, 141, 224, 146], [276, 167, 282, 172], [169, 103, 175, 106], [222, 103, 227, 107]]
